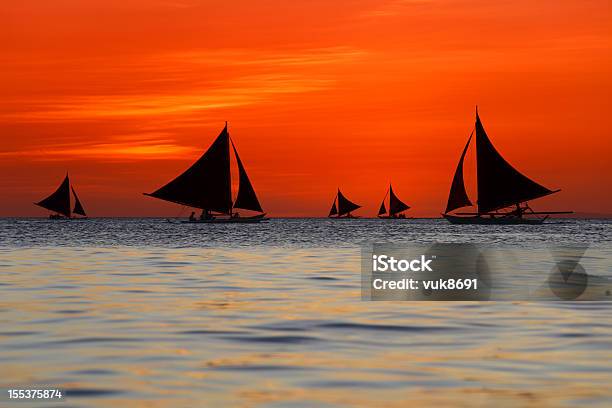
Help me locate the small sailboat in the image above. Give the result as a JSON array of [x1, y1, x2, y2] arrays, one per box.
[[328, 189, 361, 218], [443, 108, 572, 224], [35, 173, 87, 219], [144, 122, 268, 223], [377, 184, 410, 218]]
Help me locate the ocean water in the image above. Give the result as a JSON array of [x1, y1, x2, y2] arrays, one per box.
[[0, 218, 610, 407]]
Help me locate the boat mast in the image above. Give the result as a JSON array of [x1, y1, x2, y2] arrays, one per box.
[[380, 184, 390, 216], [475, 106, 481, 216], [227, 121, 232, 217]]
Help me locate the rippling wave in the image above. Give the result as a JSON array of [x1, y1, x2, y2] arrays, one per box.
[[0, 219, 610, 407]]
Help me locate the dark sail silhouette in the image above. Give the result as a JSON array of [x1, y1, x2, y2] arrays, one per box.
[[329, 189, 361, 217], [145, 122, 266, 222], [378, 184, 410, 218], [231, 139, 263, 213], [36, 175, 71, 217], [443, 108, 570, 224], [389, 186, 410, 215], [337, 190, 361, 216], [35, 173, 87, 218], [72, 187, 87, 216], [445, 132, 473, 214], [145, 124, 232, 213], [329, 198, 338, 216], [475, 112, 555, 213]]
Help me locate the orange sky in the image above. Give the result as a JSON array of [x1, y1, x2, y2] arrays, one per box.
[[1, 0, 611, 217]]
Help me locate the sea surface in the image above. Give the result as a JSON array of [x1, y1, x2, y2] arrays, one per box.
[[0, 218, 610, 407]]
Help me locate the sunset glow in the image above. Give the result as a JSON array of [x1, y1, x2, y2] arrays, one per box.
[[2, 0, 611, 216]]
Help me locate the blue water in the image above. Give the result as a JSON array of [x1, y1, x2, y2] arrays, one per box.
[[0, 218, 610, 407]]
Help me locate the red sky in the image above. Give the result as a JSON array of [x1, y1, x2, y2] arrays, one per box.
[[1, 0, 611, 217]]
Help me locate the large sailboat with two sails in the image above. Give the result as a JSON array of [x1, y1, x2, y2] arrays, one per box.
[[35, 173, 87, 219], [145, 122, 268, 223], [443, 108, 571, 224]]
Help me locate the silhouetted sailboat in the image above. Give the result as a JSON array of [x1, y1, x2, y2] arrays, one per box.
[[377, 184, 410, 218], [443, 108, 572, 224], [144, 122, 267, 223], [329, 189, 361, 218], [35, 173, 87, 219]]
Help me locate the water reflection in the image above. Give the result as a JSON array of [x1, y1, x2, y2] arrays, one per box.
[[0, 221, 610, 406]]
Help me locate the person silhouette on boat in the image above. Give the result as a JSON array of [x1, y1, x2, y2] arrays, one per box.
[[513, 204, 525, 218], [189, 211, 196, 222], [200, 209, 214, 220]]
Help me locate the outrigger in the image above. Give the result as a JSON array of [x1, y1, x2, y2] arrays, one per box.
[[443, 108, 572, 225]]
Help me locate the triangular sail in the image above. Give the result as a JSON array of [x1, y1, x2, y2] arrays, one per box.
[[337, 189, 361, 216], [388, 185, 410, 215], [231, 138, 263, 213], [445, 132, 473, 214], [145, 124, 232, 214], [475, 111, 556, 213], [72, 187, 87, 216], [35, 174, 71, 217], [328, 198, 338, 217], [378, 201, 387, 216]]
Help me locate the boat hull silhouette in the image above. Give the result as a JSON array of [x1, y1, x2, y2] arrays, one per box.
[[443, 214, 546, 225], [180, 214, 268, 224], [329, 213, 359, 219], [48, 215, 88, 220]]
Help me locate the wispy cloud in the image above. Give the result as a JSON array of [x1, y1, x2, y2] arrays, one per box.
[[0, 47, 365, 122], [0, 132, 197, 161], [157, 47, 366, 67], [358, 0, 434, 19], [2, 77, 333, 121]]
